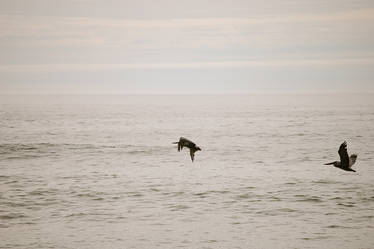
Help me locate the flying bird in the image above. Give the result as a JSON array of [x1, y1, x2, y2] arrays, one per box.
[[325, 141, 358, 172], [173, 137, 201, 162]]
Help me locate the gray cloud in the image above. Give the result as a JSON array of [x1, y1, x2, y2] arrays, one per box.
[[1, 0, 374, 94]]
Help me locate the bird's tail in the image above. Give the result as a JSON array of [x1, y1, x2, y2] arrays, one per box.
[[324, 162, 335, 165]]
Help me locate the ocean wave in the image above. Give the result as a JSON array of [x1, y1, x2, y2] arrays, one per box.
[[0, 213, 27, 220], [295, 195, 324, 203], [0, 143, 170, 159]]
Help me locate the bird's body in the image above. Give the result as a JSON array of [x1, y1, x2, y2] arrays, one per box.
[[173, 137, 201, 162], [325, 141, 357, 172]]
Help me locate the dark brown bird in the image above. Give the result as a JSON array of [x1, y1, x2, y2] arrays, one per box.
[[173, 137, 201, 162], [325, 141, 358, 172]]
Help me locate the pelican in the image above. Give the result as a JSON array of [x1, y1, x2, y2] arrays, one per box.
[[325, 141, 357, 172], [173, 137, 201, 162]]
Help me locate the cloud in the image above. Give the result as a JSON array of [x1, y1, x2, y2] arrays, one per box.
[[1, 2, 374, 93], [1, 57, 373, 73], [1, 8, 373, 50]]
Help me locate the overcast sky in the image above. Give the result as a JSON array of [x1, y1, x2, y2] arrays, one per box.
[[1, 0, 373, 94]]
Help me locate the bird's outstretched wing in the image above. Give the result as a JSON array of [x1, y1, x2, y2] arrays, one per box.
[[189, 149, 195, 162], [349, 154, 358, 168], [338, 141, 349, 168]]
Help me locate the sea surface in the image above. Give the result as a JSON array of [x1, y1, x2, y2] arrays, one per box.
[[1, 94, 374, 249]]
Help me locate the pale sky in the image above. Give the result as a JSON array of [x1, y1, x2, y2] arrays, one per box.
[[0, 0, 373, 94]]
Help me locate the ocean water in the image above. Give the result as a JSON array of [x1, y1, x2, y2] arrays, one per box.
[[0, 94, 374, 249]]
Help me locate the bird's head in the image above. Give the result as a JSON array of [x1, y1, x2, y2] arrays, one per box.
[[196, 146, 201, 151]]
